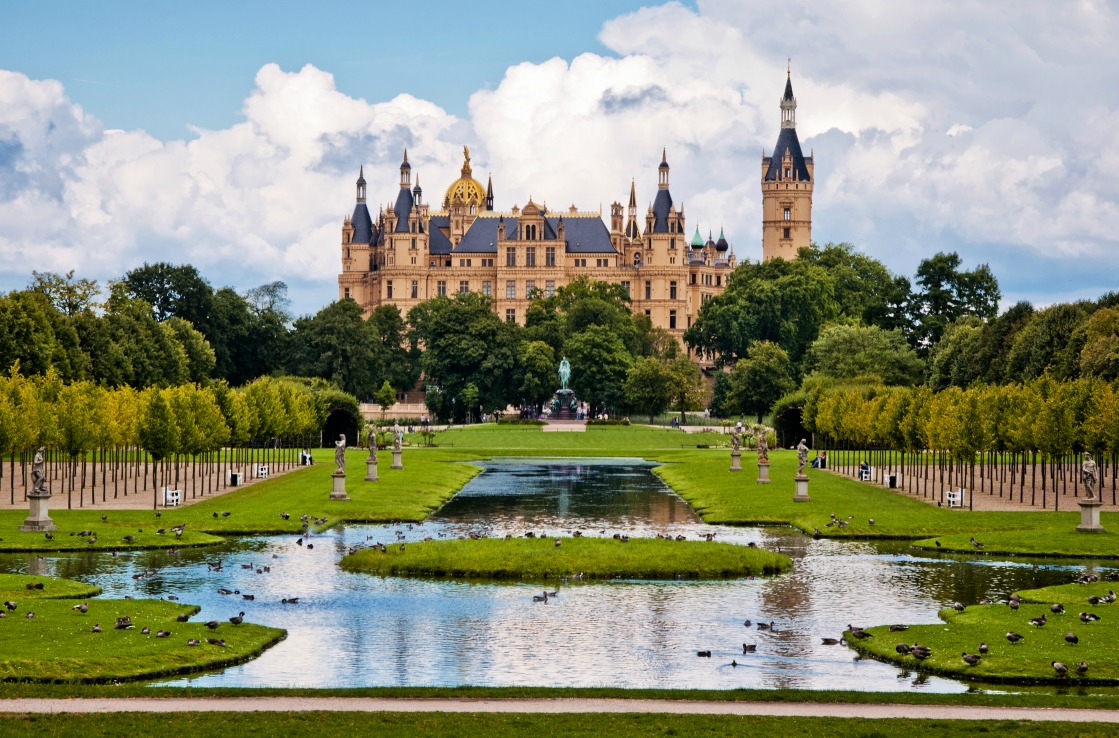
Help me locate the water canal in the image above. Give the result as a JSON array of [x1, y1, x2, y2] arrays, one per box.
[[1, 458, 1113, 692]]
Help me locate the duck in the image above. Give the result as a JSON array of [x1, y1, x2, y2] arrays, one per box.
[[25, 611, 34, 619], [1029, 614, 1048, 627], [1006, 631, 1025, 644], [280, 512, 290, 520], [742, 643, 757, 653], [91, 623, 102, 633], [188, 638, 201, 646], [962, 652, 981, 666], [758, 621, 774, 631], [849, 628, 873, 640], [953, 602, 966, 612], [696, 651, 712, 658], [889, 624, 909, 632], [821, 638, 840, 646], [895, 643, 910, 655], [532, 593, 548, 603], [1077, 660, 1088, 675], [229, 612, 244, 625], [1052, 661, 1068, 678], [1050, 603, 1065, 615], [281, 598, 300, 604], [141, 627, 151, 635], [1080, 612, 1101, 623], [71, 602, 88, 614], [205, 620, 220, 630], [978, 642, 989, 654], [207, 638, 227, 647], [242, 595, 255, 601], [156, 630, 171, 638], [743, 619, 752, 628], [3, 601, 15, 610], [176, 612, 191, 622]]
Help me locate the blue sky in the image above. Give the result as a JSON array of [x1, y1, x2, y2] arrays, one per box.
[[1, 1, 1117, 317]]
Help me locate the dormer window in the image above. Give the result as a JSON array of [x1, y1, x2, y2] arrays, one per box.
[[783, 208, 791, 221], [784, 168, 790, 178]]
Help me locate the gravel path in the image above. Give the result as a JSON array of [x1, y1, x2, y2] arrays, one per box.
[[0, 697, 1116, 722]]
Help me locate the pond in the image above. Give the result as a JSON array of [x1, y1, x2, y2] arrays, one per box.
[[1, 458, 1113, 692]]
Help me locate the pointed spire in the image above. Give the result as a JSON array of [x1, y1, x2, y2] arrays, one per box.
[[628, 179, 637, 208], [357, 164, 365, 184], [781, 64, 797, 128], [402, 148, 409, 166], [658, 148, 670, 189], [660, 147, 668, 168]]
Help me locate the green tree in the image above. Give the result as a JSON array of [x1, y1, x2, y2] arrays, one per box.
[[1004, 303, 1091, 382], [287, 300, 382, 399], [806, 323, 924, 386], [624, 357, 674, 423], [800, 243, 914, 336], [374, 380, 396, 420], [973, 301, 1034, 383], [926, 317, 984, 390], [516, 340, 556, 411], [912, 251, 1000, 351], [369, 304, 419, 391], [563, 325, 632, 413], [727, 340, 795, 422], [667, 356, 706, 424], [163, 317, 217, 384], [28, 270, 101, 315], [116, 262, 215, 330]]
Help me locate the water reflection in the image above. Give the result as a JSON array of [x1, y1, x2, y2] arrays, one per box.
[[0, 459, 1114, 693]]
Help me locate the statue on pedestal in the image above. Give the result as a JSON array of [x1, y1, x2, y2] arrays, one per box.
[[796, 438, 809, 476], [757, 433, 769, 463], [558, 357, 571, 390], [334, 434, 346, 474], [1083, 452, 1099, 501], [368, 430, 378, 464], [731, 423, 742, 452], [393, 422, 403, 452], [30, 446, 48, 497]]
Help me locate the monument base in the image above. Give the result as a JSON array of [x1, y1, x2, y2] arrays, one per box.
[[756, 462, 771, 484], [793, 474, 811, 502], [391, 450, 403, 470], [329, 471, 349, 501], [1077, 499, 1104, 533], [365, 459, 379, 482], [729, 451, 742, 472], [19, 494, 56, 532]]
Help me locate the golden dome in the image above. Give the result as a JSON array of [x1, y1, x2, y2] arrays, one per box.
[[444, 146, 487, 207]]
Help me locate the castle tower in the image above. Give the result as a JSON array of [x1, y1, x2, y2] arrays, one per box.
[[761, 66, 813, 261]]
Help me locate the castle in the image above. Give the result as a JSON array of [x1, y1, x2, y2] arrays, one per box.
[[337, 72, 812, 342]]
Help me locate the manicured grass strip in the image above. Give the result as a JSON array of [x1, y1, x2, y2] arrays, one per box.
[[0, 712, 1115, 738], [0, 574, 101, 601], [913, 529, 1119, 558], [0, 598, 284, 683], [0, 521, 223, 553], [340, 536, 791, 581], [1015, 582, 1119, 604], [850, 595, 1119, 684]]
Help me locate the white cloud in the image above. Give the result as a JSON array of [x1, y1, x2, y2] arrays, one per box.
[[1, 1, 1119, 314]]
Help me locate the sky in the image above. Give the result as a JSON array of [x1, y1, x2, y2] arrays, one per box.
[[2, 0, 1118, 318]]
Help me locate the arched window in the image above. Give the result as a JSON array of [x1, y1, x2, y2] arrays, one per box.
[[633, 252, 642, 265]]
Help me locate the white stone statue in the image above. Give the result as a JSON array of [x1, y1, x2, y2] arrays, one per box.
[[30, 446, 49, 496], [1083, 451, 1099, 501], [334, 434, 346, 474], [731, 423, 742, 452], [796, 438, 809, 476]]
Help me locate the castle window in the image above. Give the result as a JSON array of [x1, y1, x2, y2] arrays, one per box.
[[784, 168, 790, 179], [621, 281, 631, 296], [545, 246, 556, 266], [343, 287, 351, 300], [783, 227, 790, 239], [670, 238, 676, 249], [691, 274, 696, 285], [470, 205, 476, 215], [436, 280, 447, 297], [716, 276, 722, 287], [410, 280, 418, 299], [645, 309, 651, 317], [506, 247, 516, 267], [670, 281, 677, 300], [575, 258, 586, 267], [506, 280, 516, 299], [411, 238, 417, 249], [545, 280, 555, 297], [633, 252, 641, 266], [669, 310, 677, 330], [459, 281, 469, 294], [525, 280, 535, 298], [526, 247, 536, 267], [644, 281, 652, 300], [411, 256, 417, 265], [387, 281, 393, 299], [783, 208, 791, 221], [506, 308, 516, 323]]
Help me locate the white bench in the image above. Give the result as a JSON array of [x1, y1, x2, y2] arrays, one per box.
[[946, 488, 964, 508], [257, 465, 269, 478], [161, 487, 181, 507], [859, 467, 873, 481]]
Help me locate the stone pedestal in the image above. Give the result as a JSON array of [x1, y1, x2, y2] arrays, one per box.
[[391, 449, 403, 470], [793, 474, 811, 502], [19, 494, 56, 532], [756, 462, 771, 484], [365, 458, 379, 482], [1077, 499, 1104, 533], [729, 451, 742, 472], [329, 471, 349, 501]]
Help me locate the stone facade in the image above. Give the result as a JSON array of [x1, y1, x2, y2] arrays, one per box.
[[338, 148, 735, 346], [761, 70, 813, 261]]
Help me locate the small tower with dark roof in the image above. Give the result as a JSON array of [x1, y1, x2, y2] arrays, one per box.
[[761, 64, 813, 261]]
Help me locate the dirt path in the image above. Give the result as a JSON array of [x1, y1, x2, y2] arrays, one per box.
[[0, 697, 1116, 722]]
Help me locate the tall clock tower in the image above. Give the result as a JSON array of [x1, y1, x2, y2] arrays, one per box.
[[761, 67, 813, 261]]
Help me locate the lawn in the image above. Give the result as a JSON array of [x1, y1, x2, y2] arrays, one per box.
[[0, 573, 102, 600], [0, 576, 285, 683], [340, 536, 791, 581], [848, 583, 1119, 684], [1, 713, 1116, 738]]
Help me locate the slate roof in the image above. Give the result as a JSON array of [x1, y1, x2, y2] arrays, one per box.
[[651, 189, 673, 233], [428, 215, 453, 254], [452, 215, 616, 254], [783, 76, 795, 101], [393, 187, 414, 232], [351, 203, 374, 244], [763, 127, 812, 183]]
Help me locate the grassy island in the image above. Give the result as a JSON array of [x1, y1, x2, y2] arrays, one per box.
[[847, 582, 1119, 684], [0, 573, 102, 601], [0, 596, 285, 683], [340, 536, 792, 581]]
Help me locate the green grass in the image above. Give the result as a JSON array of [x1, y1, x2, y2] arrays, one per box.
[[913, 529, 1119, 558], [1, 713, 1117, 738], [340, 536, 791, 581], [850, 592, 1119, 684], [0, 449, 482, 549], [0, 574, 101, 601], [0, 597, 285, 683], [1014, 582, 1119, 605]]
